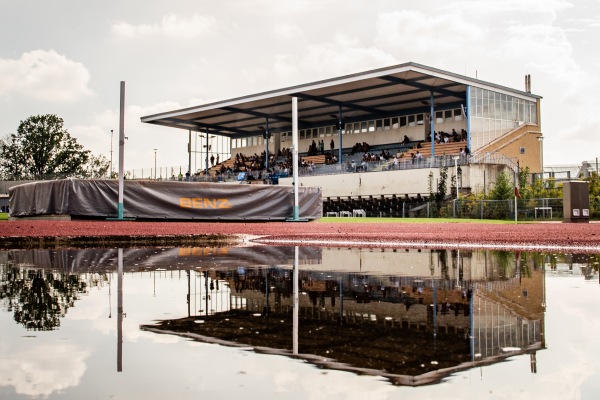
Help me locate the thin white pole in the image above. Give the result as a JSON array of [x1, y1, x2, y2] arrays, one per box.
[[117, 81, 125, 219]]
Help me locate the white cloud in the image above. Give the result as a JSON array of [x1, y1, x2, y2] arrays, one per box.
[[443, 0, 572, 15], [374, 10, 485, 63], [68, 100, 194, 171], [0, 342, 90, 397], [273, 22, 303, 39], [0, 49, 93, 101], [273, 33, 396, 80], [112, 14, 219, 39]]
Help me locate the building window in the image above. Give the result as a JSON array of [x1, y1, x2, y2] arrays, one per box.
[[454, 109, 462, 121], [520, 147, 525, 154]]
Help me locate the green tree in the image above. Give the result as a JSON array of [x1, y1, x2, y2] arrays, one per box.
[[0, 266, 89, 331], [0, 133, 28, 179], [518, 166, 531, 198], [0, 114, 90, 179], [427, 167, 448, 217], [490, 172, 513, 200], [82, 154, 110, 178]]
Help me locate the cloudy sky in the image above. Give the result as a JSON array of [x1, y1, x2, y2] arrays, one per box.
[[1, 0, 599, 173]]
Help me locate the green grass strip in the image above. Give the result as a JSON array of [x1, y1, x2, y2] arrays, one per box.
[[319, 217, 519, 224]]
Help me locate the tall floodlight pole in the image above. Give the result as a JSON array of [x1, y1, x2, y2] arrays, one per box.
[[538, 136, 544, 178], [153, 149, 157, 180], [337, 106, 343, 165], [430, 91, 435, 159], [205, 131, 210, 177], [110, 129, 114, 178], [117, 81, 125, 219], [265, 117, 270, 171], [453, 156, 459, 199]]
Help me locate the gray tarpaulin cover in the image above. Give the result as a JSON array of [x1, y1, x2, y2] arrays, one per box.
[[9, 179, 322, 220]]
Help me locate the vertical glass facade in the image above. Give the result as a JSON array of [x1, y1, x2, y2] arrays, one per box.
[[469, 87, 537, 151]]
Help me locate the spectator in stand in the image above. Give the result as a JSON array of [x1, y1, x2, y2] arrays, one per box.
[[361, 159, 368, 171], [403, 135, 410, 145], [416, 151, 422, 163]]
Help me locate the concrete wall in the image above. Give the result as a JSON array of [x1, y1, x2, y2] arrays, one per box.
[[280, 163, 514, 199]]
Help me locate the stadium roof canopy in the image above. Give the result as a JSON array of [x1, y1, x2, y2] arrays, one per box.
[[141, 62, 541, 139]]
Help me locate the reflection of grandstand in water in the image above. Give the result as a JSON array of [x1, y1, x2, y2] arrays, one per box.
[[1, 246, 546, 383], [542, 253, 600, 281], [138, 246, 545, 386]]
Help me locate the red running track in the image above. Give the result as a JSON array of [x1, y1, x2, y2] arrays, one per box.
[[1, 220, 600, 252]]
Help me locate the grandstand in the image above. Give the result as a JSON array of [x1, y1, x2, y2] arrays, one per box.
[[142, 62, 543, 215]]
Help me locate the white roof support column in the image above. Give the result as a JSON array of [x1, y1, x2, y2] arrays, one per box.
[[287, 97, 308, 222], [291, 97, 300, 220]]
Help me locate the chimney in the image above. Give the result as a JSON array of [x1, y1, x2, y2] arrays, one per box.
[[525, 74, 531, 93]]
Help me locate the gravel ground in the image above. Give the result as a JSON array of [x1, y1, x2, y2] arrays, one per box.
[[1, 219, 600, 252]]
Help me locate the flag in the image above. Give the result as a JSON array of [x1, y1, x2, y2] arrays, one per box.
[[514, 186, 521, 198]]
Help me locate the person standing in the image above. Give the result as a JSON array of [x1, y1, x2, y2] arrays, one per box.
[[330, 138, 335, 154]]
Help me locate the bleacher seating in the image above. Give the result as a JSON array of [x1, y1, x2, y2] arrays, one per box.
[[403, 141, 466, 158], [301, 154, 328, 164], [323, 194, 429, 218]]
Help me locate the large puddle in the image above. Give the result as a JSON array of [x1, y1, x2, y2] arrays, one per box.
[[1, 246, 599, 399]]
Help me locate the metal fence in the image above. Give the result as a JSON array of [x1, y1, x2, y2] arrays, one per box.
[[449, 198, 564, 220]]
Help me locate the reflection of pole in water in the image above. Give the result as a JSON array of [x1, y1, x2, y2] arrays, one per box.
[[264, 271, 269, 316], [117, 248, 123, 372], [293, 246, 299, 355], [186, 270, 190, 317], [108, 272, 112, 319], [469, 286, 474, 363], [432, 280, 437, 339], [339, 274, 343, 325], [541, 260, 546, 349], [205, 271, 209, 316]]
